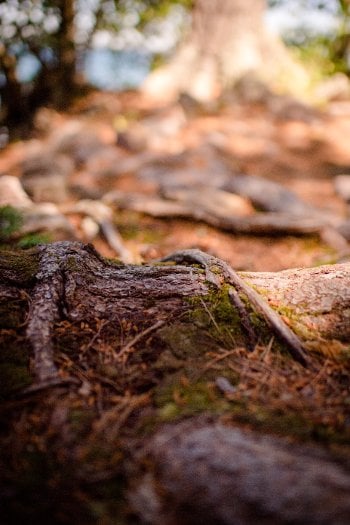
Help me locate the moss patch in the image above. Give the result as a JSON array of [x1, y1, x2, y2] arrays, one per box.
[[0, 248, 39, 283], [157, 322, 219, 359], [156, 375, 230, 421]]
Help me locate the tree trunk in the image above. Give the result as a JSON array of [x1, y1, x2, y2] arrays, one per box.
[[143, 0, 309, 101], [54, 0, 77, 107], [0, 46, 27, 125]]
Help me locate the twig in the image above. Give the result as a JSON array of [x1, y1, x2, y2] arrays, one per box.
[[199, 298, 222, 333], [228, 288, 257, 351], [117, 319, 166, 362], [161, 249, 309, 367], [100, 219, 134, 263]]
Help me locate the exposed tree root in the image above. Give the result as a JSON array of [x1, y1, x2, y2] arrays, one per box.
[[160, 249, 309, 366], [2, 241, 350, 391]]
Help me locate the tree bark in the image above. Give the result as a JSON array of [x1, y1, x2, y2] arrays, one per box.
[[143, 0, 309, 101], [1, 241, 350, 392], [0, 46, 27, 125], [54, 0, 77, 107]]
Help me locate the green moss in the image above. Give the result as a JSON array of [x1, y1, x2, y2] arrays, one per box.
[[187, 286, 246, 347], [156, 376, 230, 421], [231, 403, 313, 438], [212, 286, 239, 324], [0, 206, 23, 241], [115, 211, 166, 243], [69, 408, 95, 435], [228, 402, 350, 444], [0, 362, 31, 398], [158, 402, 180, 420], [157, 322, 218, 359], [274, 303, 315, 340], [17, 233, 51, 248], [0, 248, 39, 282]]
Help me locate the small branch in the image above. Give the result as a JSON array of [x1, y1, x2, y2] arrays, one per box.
[[161, 249, 309, 366], [117, 319, 166, 363], [228, 288, 257, 351]]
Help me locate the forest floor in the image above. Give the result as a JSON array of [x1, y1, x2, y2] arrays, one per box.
[[2, 87, 350, 270], [1, 87, 350, 524]]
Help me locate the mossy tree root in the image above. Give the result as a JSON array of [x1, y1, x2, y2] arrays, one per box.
[[2, 241, 350, 393]]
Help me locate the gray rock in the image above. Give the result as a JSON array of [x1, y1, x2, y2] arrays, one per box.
[[335, 174, 350, 202], [130, 420, 350, 524], [21, 153, 73, 203]]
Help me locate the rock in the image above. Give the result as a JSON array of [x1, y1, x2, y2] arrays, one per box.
[[336, 219, 350, 241], [230, 73, 273, 104], [85, 146, 123, 178], [0, 175, 33, 208], [222, 174, 313, 214], [131, 420, 350, 525], [20, 203, 75, 237], [137, 144, 233, 187], [21, 153, 73, 203], [160, 185, 254, 217], [48, 120, 107, 166], [334, 174, 350, 202], [314, 73, 350, 103], [266, 95, 318, 123], [0, 175, 74, 237], [116, 104, 187, 152]]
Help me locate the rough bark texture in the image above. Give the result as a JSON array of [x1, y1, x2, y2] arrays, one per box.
[[143, 0, 308, 101], [2, 241, 350, 386]]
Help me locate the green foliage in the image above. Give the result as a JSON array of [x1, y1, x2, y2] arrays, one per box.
[[269, 1, 350, 78], [294, 36, 349, 82], [0, 206, 23, 241], [1, 0, 191, 125]]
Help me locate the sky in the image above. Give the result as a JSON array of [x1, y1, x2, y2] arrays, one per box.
[[266, 1, 339, 42]]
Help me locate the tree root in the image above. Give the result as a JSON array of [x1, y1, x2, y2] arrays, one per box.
[[3, 241, 350, 394], [160, 249, 309, 366]]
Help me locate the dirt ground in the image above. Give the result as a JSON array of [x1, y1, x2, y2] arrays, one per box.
[[1, 89, 350, 524], [2, 89, 350, 270]]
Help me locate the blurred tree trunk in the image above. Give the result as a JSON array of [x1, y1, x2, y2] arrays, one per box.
[[1, 0, 77, 129], [0, 46, 27, 125], [35, 0, 77, 108], [55, 0, 77, 106], [143, 0, 308, 101]]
